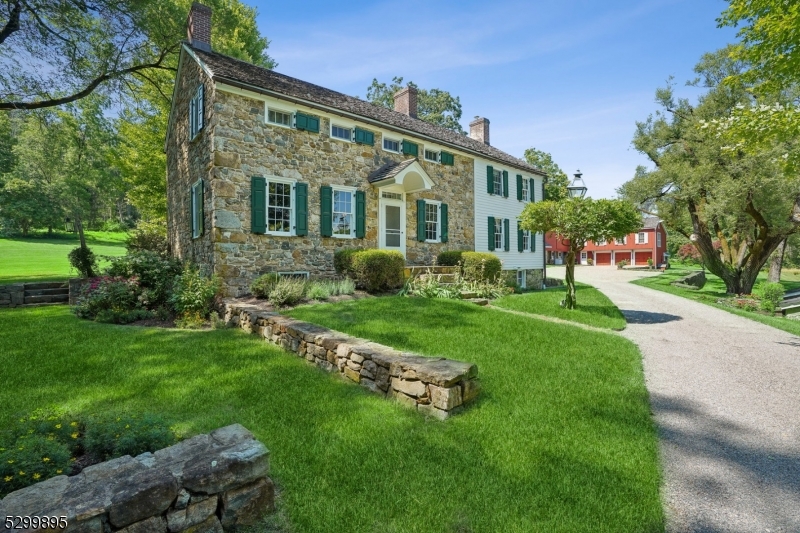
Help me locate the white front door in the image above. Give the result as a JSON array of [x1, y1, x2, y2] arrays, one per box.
[[379, 193, 406, 256], [580, 251, 588, 265]]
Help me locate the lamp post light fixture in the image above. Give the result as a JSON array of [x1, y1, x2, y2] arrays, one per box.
[[567, 170, 588, 199]]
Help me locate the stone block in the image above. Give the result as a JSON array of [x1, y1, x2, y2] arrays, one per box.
[[392, 391, 418, 409], [326, 350, 336, 364], [118, 516, 167, 533], [429, 384, 463, 411], [107, 468, 179, 528], [360, 368, 375, 380], [210, 424, 254, 447], [181, 515, 223, 533], [313, 345, 327, 357], [417, 403, 449, 421], [213, 151, 241, 169], [214, 210, 242, 230], [174, 488, 191, 510], [166, 495, 218, 532], [220, 478, 275, 528], [391, 377, 426, 398], [375, 366, 390, 392], [343, 366, 361, 383], [181, 439, 270, 495], [350, 353, 365, 364], [360, 378, 381, 394], [346, 360, 361, 372], [462, 379, 482, 403], [64, 517, 104, 533], [362, 360, 377, 375]]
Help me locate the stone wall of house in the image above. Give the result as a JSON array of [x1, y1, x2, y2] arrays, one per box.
[[166, 52, 215, 272], [225, 302, 481, 420], [0, 424, 274, 532], [523, 268, 544, 290], [209, 90, 475, 296]]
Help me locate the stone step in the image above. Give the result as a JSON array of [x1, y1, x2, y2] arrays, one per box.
[[24, 287, 69, 297], [783, 289, 800, 300], [18, 301, 69, 308], [23, 281, 68, 290], [782, 304, 800, 315], [24, 294, 69, 304]]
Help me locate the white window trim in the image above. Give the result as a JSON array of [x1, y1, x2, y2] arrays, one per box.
[[191, 179, 202, 239], [424, 200, 442, 243], [657, 232, 662, 247], [522, 230, 532, 252], [423, 148, 441, 164], [330, 123, 354, 143], [638, 232, 646, 244], [521, 179, 529, 202], [382, 135, 401, 153], [494, 218, 504, 251], [493, 170, 504, 196], [264, 176, 297, 236], [331, 185, 357, 239], [265, 105, 294, 129]]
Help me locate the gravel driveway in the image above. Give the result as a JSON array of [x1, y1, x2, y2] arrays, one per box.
[[548, 266, 800, 533]]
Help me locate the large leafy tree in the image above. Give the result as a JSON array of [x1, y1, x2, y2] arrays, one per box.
[[523, 148, 570, 201], [620, 48, 800, 294], [366, 77, 465, 134], [519, 198, 640, 309]]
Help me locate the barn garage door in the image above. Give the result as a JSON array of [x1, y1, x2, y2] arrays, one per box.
[[635, 251, 653, 265], [595, 252, 612, 265], [615, 252, 631, 264]]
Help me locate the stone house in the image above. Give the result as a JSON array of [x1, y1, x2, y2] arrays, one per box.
[[166, 3, 547, 296]]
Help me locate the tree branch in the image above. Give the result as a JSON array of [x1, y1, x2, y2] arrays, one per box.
[[0, 0, 21, 45]]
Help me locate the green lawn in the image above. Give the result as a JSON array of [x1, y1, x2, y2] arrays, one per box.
[[493, 284, 627, 330], [0, 231, 128, 284], [1, 302, 663, 533], [632, 269, 800, 337]]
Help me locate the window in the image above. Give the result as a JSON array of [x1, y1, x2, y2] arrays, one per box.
[[615, 237, 627, 245], [267, 180, 293, 234], [657, 232, 662, 247], [191, 179, 203, 238], [597, 238, 606, 246], [521, 179, 529, 201], [383, 137, 400, 152], [332, 188, 354, 237], [331, 124, 352, 141], [494, 218, 504, 250], [189, 85, 204, 140], [638, 232, 646, 244], [516, 270, 526, 289], [493, 170, 503, 196], [382, 191, 402, 200], [522, 230, 531, 251], [267, 109, 292, 127], [425, 202, 440, 241], [424, 149, 440, 163]]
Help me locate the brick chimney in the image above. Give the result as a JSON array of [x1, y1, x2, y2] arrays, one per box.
[[394, 86, 418, 119], [187, 3, 212, 52], [470, 117, 490, 145]]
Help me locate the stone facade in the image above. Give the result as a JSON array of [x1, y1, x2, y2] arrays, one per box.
[[0, 424, 274, 532], [225, 301, 480, 419]]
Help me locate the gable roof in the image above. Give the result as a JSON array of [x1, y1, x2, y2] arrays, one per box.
[[186, 45, 546, 177], [642, 217, 662, 230], [367, 159, 418, 183]]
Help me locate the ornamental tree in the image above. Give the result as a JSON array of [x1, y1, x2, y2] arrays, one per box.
[[519, 198, 641, 309]]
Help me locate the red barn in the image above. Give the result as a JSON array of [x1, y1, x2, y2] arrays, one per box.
[[544, 217, 668, 267]]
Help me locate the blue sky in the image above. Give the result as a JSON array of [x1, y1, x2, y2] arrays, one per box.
[[251, 0, 737, 199]]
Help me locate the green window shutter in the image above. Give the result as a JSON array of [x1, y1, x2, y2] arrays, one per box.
[[355, 190, 366, 238], [502, 171, 509, 198], [504, 219, 510, 251], [516, 174, 523, 200], [320, 185, 333, 237], [354, 128, 374, 145], [198, 84, 204, 131], [294, 112, 307, 130], [402, 140, 418, 156], [486, 165, 494, 194], [542, 181, 547, 201], [251, 177, 267, 234], [197, 180, 204, 236], [530, 178, 535, 201], [440, 203, 448, 243], [441, 151, 454, 166], [189, 186, 195, 236], [295, 182, 308, 236], [416, 199, 426, 242], [307, 115, 320, 133], [532, 232, 536, 252], [518, 224, 524, 252], [488, 216, 495, 251]]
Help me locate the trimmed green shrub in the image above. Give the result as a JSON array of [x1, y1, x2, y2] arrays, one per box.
[[126, 220, 169, 257], [268, 277, 307, 307], [436, 251, 464, 266], [82, 413, 176, 461], [68, 246, 97, 278], [106, 251, 182, 308], [251, 272, 280, 299], [462, 252, 502, 281], [334, 248, 362, 276], [170, 265, 220, 320], [757, 281, 786, 312], [349, 250, 405, 292]]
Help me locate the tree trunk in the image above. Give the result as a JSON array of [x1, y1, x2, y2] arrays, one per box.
[[563, 249, 577, 310], [75, 213, 86, 250], [768, 239, 787, 282]]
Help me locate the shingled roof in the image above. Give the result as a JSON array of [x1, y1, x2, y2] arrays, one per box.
[[367, 159, 418, 183], [642, 217, 662, 229], [187, 45, 545, 177]]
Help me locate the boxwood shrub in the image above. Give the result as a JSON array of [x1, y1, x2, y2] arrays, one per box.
[[436, 251, 464, 266], [462, 252, 502, 281], [336, 249, 404, 293]]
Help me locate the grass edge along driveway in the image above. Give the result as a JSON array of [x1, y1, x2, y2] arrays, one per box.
[[1, 301, 663, 532], [631, 269, 800, 337]]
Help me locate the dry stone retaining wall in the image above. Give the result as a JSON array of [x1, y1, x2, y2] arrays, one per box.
[[225, 302, 481, 419], [0, 425, 274, 533]]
